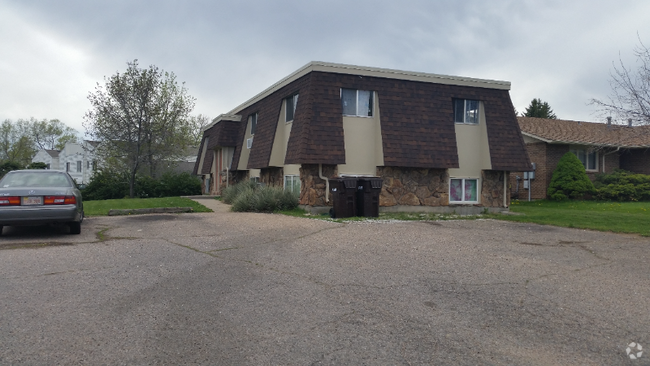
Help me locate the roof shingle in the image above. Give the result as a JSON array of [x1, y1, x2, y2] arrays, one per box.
[[518, 117, 650, 148]]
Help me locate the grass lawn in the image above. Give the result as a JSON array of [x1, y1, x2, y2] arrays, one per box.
[[490, 200, 650, 236], [84, 197, 213, 216]]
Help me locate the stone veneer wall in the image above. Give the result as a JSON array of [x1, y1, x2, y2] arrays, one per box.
[[299, 164, 338, 206], [481, 170, 509, 207], [260, 167, 284, 187], [378, 167, 449, 207]]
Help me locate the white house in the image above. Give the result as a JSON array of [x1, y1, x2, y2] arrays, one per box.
[[32, 141, 99, 184]]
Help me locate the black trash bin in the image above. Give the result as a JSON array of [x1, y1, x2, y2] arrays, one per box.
[[330, 178, 357, 218], [357, 177, 383, 217]]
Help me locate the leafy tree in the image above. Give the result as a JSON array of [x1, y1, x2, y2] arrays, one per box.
[[27, 162, 48, 169], [30, 118, 79, 150], [523, 98, 557, 119], [0, 119, 34, 167], [591, 38, 650, 126], [84, 60, 196, 197], [547, 152, 595, 200]]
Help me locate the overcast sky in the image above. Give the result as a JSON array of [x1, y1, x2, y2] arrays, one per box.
[[1, 0, 649, 135]]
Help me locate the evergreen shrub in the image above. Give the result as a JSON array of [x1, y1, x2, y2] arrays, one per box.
[[547, 152, 595, 200], [594, 170, 650, 201]]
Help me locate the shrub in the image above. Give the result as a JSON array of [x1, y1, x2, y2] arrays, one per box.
[[547, 152, 595, 200], [0, 161, 23, 178], [27, 162, 47, 169], [594, 170, 650, 201], [83, 170, 202, 201], [224, 181, 299, 212], [222, 180, 258, 204], [158, 172, 202, 197], [82, 168, 129, 201]]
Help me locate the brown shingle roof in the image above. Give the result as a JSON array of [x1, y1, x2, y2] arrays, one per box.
[[518, 117, 650, 148]]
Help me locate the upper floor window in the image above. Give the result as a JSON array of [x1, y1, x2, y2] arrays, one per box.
[[570, 148, 598, 171], [454, 99, 479, 124], [341, 88, 373, 117], [285, 94, 299, 122], [249, 113, 258, 135], [76, 161, 82, 172]]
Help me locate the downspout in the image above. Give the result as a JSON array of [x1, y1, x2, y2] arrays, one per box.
[[602, 146, 621, 173], [503, 171, 507, 208], [319, 164, 330, 203]]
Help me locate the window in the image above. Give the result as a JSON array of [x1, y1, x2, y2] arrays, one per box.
[[285, 94, 299, 122], [249, 113, 258, 135], [77, 161, 82, 172], [66, 162, 70, 172], [453, 99, 480, 124], [284, 175, 300, 195], [250, 177, 260, 184], [450, 178, 479, 203], [87, 161, 90, 169], [570, 148, 598, 171], [341, 88, 373, 117], [92, 160, 97, 171]]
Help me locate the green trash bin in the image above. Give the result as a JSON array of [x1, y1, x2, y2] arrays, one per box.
[[356, 177, 383, 217], [330, 178, 357, 218]]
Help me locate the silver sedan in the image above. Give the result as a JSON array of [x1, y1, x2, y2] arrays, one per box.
[[0, 170, 84, 235]]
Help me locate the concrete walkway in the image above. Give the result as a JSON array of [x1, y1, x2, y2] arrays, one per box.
[[184, 195, 231, 213]]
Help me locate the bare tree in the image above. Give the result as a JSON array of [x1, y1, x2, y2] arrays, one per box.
[[84, 60, 196, 197], [185, 114, 211, 146], [591, 38, 650, 126]]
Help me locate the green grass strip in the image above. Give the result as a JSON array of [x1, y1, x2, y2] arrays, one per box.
[[84, 197, 213, 217], [490, 200, 650, 236]]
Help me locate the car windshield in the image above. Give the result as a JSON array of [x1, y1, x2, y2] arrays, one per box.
[[0, 172, 72, 188]]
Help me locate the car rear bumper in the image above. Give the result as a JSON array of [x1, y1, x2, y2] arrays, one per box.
[[0, 205, 81, 226]]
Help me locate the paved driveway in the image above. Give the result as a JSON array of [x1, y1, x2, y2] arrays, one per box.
[[1, 201, 649, 365]]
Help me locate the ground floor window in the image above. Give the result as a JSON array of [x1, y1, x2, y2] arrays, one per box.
[[450, 178, 479, 203], [570, 148, 598, 171], [284, 175, 300, 195]]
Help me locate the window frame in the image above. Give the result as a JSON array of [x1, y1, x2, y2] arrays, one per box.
[[249, 113, 258, 135], [283, 175, 301, 195], [285, 94, 299, 122], [570, 147, 598, 171], [449, 178, 480, 204], [453, 99, 480, 124], [341, 88, 374, 117]]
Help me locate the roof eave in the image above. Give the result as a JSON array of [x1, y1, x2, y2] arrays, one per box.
[[226, 61, 512, 115]]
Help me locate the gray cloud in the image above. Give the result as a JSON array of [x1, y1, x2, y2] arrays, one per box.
[[1, 0, 649, 135]]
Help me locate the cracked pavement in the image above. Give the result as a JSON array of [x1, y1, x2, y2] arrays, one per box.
[[1, 200, 649, 365]]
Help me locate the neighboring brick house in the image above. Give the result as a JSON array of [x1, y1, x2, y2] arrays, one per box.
[[194, 61, 531, 213], [512, 117, 650, 200]]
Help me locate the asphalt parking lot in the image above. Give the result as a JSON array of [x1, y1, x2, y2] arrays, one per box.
[[1, 200, 649, 365]]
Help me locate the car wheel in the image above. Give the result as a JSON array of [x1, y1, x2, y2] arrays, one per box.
[[69, 222, 81, 235]]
